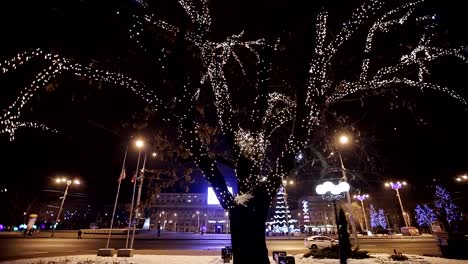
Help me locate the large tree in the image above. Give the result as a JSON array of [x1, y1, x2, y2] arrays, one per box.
[[0, 0, 467, 262]]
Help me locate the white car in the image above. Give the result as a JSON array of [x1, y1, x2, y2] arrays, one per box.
[[304, 235, 338, 249]]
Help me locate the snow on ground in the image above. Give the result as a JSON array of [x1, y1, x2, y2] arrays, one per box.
[[2, 254, 468, 264]]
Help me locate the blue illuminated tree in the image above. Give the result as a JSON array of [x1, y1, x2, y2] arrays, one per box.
[[369, 204, 379, 230], [377, 209, 387, 230], [415, 204, 436, 228], [434, 185, 460, 224]]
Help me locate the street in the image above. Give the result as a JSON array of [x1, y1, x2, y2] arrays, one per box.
[[0, 236, 440, 261]]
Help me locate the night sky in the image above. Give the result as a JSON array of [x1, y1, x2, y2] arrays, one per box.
[[0, 0, 467, 224]]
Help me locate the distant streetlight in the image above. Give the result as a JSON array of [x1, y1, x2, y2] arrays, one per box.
[[196, 211, 200, 229], [385, 181, 409, 227], [353, 194, 370, 232], [455, 174, 468, 183], [338, 135, 350, 145], [51, 177, 80, 237], [135, 139, 144, 149], [152, 152, 157, 157]]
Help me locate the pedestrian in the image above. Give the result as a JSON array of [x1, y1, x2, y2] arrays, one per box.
[[77, 230, 82, 239], [157, 223, 161, 237]]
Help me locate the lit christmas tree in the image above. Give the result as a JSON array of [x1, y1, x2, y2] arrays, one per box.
[[377, 209, 388, 230], [415, 204, 437, 227], [270, 186, 296, 233], [370, 205, 387, 230], [369, 204, 378, 230], [434, 185, 460, 224]]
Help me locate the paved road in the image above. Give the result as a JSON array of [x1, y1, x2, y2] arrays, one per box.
[[0, 237, 440, 261]]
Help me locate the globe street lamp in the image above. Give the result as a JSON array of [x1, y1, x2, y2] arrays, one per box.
[[316, 181, 350, 261], [51, 177, 80, 237], [353, 194, 370, 232], [385, 181, 409, 227]]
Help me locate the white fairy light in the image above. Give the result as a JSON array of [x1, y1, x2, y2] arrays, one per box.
[[1, 0, 466, 210]]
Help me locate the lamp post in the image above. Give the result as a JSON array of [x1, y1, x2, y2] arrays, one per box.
[[195, 211, 200, 231], [130, 149, 151, 248], [353, 194, 370, 232], [316, 180, 350, 264], [125, 138, 144, 249], [225, 211, 229, 234], [385, 181, 409, 227], [51, 177, 80, 237], [282, 179, 294, 238], [336, 134, 359, 247]]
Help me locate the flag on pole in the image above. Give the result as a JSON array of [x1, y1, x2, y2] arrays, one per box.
[[118, 168, 126, 182]]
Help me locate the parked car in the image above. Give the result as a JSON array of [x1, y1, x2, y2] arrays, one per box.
[[304, 235, 338, 249]]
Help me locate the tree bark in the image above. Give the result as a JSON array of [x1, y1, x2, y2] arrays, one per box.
[[230, 205, 269, 264]]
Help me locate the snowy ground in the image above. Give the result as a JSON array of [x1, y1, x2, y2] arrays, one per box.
[[2, 254, 467, 264]]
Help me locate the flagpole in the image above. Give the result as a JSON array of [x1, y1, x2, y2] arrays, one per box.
[[106, 143, 128, 249], [126, 150, 141, 249], [130, 152, 147, 248]]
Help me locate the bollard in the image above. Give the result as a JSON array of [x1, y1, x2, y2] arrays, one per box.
[[272, 251, 287, 262], [277, 256, 295, 264], [221, 246, 233, 263]]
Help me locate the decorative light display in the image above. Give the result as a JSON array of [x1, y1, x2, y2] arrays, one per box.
[[301, 200, 310, 223], [414, 204, 436, 227], [385, 181, 406, 190], [354, 194, 369, 201], [434, 185, 461, 224], [369, 205, 388, 230], [0, 0, 466, 216], [268, 186, 297, 233]]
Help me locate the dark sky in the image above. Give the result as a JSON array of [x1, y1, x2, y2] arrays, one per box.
[[0, 0, 467, 223]]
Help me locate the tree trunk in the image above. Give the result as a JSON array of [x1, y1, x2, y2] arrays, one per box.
[[230, 205, 269, 264]]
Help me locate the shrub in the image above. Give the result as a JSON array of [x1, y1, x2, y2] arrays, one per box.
[[390, 252, 408, 261], [351, 248, 371, 259], [303, 245, 371, 259]]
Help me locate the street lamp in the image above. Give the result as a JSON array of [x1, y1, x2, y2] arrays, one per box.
[[455, 174, 468, 182], [385, 181, 409, 227], [126, 138, 145, 249], [335, 133, 358, 247], [196, 211, 200, 230], [353, 194, 370, 232], [316, 180, 350, 261], [51, 177, 80, 237]]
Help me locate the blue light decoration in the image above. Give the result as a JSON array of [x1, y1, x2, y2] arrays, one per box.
[[415, 204, 436, 227], [434, 185, 461, 224], [370, 205, 387, 230], [0, 224, 4, 230]]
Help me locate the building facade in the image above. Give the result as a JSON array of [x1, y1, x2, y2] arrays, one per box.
[[149, 192, 229, 233]]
